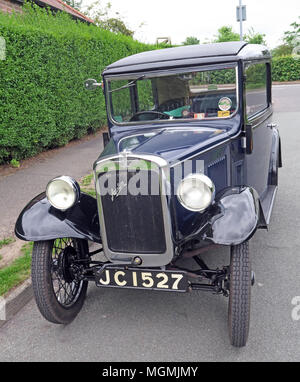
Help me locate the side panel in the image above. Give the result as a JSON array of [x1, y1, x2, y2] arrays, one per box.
[[15, 192, 101, 243], [245, 111, 273, 196]]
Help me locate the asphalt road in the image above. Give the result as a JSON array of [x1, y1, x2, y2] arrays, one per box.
[[0, 85, 299, 361]]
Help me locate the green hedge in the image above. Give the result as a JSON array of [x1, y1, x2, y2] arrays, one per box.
[[0, 5, 156, 164], [272, 56, 300, 82]]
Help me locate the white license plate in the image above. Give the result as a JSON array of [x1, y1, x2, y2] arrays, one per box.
[[95, 267, 188, 292]]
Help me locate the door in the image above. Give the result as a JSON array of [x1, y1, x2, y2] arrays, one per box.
[[244, 61, 273, 197]]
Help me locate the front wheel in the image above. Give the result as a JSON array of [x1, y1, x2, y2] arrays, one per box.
[[31, 238, 88, 324], [228, 241, 251, 347]]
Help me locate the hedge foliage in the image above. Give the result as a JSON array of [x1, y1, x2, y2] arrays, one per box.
[[272, 56, 300, 82], [0, 4, 157, 164]]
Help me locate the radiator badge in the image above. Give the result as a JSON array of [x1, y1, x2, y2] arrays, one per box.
[[111, 180, 127, 202]]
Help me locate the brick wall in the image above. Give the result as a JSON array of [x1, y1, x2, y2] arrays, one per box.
[[0, 0, 23, 13]]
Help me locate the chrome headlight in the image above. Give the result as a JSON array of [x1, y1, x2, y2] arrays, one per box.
[[177, 173, 215, 212], [46, 176, 80, 210]]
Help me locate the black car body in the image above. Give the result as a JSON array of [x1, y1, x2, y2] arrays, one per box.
[[15, 42, 282, 347]]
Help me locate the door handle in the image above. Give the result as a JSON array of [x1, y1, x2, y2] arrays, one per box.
[[267, 123, 277, 129]]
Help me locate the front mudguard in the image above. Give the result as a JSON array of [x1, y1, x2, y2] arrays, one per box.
[[15, 192, 101, 243], [203, 186, 266, 246]]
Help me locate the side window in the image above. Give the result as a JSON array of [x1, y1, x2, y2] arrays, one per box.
[[245, 62, 268, 118]]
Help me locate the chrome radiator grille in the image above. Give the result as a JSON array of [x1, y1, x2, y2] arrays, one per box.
[[98, 169, 166, 253], [94, 153, 174, 266]]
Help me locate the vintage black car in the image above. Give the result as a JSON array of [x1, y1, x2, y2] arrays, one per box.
[[15, 42, 282, 347]]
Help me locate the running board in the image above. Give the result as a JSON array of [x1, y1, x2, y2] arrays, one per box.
[[260, 185, 278, 225]]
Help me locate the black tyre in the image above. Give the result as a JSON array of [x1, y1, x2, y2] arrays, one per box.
[[31, 238, 88, 324], [228, 241, 251, 347]]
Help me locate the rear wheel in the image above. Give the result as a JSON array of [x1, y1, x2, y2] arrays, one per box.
[[228, 241, 251, 347], [31, 238, 88, 324]]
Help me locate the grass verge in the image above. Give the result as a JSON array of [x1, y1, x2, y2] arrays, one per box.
[[0, 237, 15, 249], [79, 173, 96, 198], [0, 242, 33, 297], [0, 237, 16, 263]]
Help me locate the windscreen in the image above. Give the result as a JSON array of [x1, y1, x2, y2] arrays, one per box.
[[107, 65, 237, 124]]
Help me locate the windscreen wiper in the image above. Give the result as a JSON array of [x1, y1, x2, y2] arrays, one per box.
[[108, 75, 145, 93]]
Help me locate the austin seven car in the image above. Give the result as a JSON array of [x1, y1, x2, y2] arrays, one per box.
[[15, 41, 282, 347]]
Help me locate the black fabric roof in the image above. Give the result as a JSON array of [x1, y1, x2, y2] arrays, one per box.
[[105, 41, 247, 71], [103, 42, 272, 76]]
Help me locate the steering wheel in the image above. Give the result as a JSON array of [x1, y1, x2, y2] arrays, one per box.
[[129, 111, 170, 122], [158, 98, 184, 112]]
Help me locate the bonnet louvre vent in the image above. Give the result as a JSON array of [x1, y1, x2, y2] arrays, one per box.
[[207, 156, 227, 192]]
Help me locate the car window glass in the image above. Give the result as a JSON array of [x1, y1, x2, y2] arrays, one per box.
[[245, 62, 268, 117], [107, 66, 237, 124], [137, 79, 155, 112], [110, 80, 134, 122]]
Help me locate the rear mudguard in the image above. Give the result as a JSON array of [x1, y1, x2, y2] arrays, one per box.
[[203, 186, 266, 246], [15, 192, 101, 243], [269, 127, 282, 184]]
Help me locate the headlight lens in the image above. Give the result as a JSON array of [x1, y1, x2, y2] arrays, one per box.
[[177, 173, 215, 212], [46, 176, 80, 210]]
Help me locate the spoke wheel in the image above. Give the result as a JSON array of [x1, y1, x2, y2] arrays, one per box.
[[51, 238, 84, 308], [31, 238, 88, 324]]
